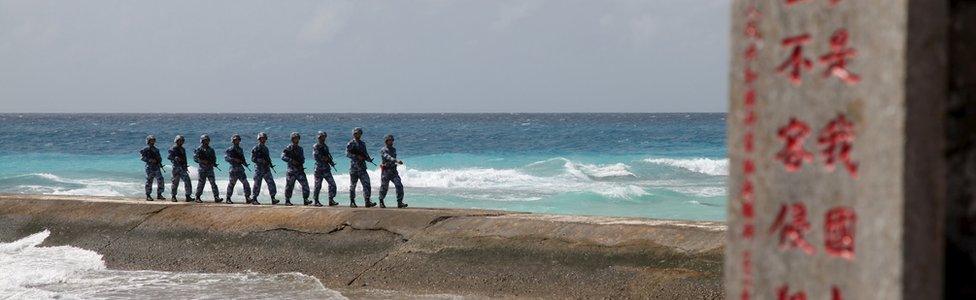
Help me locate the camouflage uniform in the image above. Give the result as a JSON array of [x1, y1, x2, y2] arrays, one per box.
[[312, 137, 337, 204], [346, 130, 372, 205], [379, 142, 404, 205], [251, 140, 277, 201], [281, 135, 310, 203], [224, 140, 251, 202], [167, 136, 192, 200], [193, 137, 221, 200], [140, 139, 164, 198]]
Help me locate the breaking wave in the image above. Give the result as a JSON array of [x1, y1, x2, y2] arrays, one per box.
[[0, 230, 346, 299], [642, 158, 728, 176]]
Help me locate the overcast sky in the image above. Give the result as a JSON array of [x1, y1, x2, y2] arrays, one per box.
[[0, 0, 729, 113]]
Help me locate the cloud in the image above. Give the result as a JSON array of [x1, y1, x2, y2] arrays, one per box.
[[298, 1, 353, 44], [491, 0, 546, 30]]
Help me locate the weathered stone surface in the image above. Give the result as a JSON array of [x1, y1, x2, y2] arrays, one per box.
[[727, 0, 946, 299], [0, 195, 725, 299], [946, 0, 976, 298]]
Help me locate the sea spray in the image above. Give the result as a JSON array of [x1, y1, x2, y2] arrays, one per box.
[[0, 230, 347, 299]]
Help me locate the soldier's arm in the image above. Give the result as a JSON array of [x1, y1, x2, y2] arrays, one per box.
[[281, 149, 292, 163], [346, 143, 357, 160]]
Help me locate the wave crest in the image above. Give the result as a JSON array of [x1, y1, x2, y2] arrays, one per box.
[[643, 158, 728, 176]]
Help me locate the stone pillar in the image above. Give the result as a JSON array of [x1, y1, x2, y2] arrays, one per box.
[[726, 0, 947, 299], [945, 0, 976, 298]]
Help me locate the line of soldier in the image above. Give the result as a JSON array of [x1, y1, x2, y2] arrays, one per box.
[[139, 127, 407, 208]]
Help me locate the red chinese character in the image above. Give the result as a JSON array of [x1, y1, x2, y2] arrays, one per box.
[[744, 67, 759, 84], [777, 285, 808, 300], [776, 118, 813, 171], [776, 34, 813, 85], [785, 0, 842, 6], [769, 202, 814, 254], [819, 29, 861, 84], [745, 44, 758, 61], [831, 286, 843, 300], [825, 207, 856, 259], [817, 114, 859, 178]]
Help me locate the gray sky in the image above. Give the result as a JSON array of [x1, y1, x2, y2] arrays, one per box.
[[0, 0, 729, 113]]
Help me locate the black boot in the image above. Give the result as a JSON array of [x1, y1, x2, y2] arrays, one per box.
[[350, 200, 358, 208], [250, 198, 260, 205], [156, 194, 165, 200], [185, 195, 193, 202], [284, 199, 293, 206], [303, 199, 312, 206], [365, 199, 377, 208], [214, 196, 224, 203], [225, 196, 234, 205], [379, 200, 386, 208], [313, 199, 323, 207], [328, 199, 338, 206], [397, 201, 408, 209], [271, 198, 279, 205], [194, 196, 203, 203], [170, 195, 177, 202], [146, 195, 153, 201]]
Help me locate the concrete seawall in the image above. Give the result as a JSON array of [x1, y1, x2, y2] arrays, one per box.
[[0, 195, 725, 299]]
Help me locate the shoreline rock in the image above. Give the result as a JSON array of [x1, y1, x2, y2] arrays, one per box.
[[0, 194, 725, 299]]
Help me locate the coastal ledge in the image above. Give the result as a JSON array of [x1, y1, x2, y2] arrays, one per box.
[[0, 195, 726, 299]]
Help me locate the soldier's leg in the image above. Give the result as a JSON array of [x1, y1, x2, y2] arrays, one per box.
[[392, 173, 404, 202], [226, 174, 237, 201], [362, 172, 374, 207], [349, 173, 359, 201], [266, 173, 278, 199], [195, 170, 206, 199], [181, 172, 193, 199], [208, 173, 221, 201], [298, 172, 310, 203], [362, 172, 372, 200], [145, 169, 154, 199], [379, 172, 391, 202], [154, 170, 165, 198], [240, 175, 251, 201], [252, 172, 263, 198], [325, 172, 337, 202], [313, 170, 323, 202], [171, 170, 180, 199], [284, 172, 296, 203]]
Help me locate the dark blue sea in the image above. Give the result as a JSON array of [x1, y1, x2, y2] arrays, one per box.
[[0, 113, 727, 221]]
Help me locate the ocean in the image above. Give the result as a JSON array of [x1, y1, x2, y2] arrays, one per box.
[[0, 113, 727, 299], [0, 113, 727, 221]]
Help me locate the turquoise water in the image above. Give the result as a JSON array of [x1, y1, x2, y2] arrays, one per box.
[[0, 113, 727, 221]]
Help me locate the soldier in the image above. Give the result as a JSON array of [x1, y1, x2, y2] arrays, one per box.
[[346, 127, 376, 208], [167, 135, 193, 202], [193, 134, 223, 203], [139, 135, 165, 201], [281, 132, 310, 206], [224, 134, 252, 204], [312, 131, 339, 207], [379, 134, 407, 208], [251, 132, 277, 205]]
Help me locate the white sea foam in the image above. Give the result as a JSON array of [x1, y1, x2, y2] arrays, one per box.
[[0, 230, 347, 299], [642, 158, 729, 176]]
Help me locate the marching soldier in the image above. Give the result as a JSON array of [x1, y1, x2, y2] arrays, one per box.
[[193, 134, 223, 203], [167, 135, 193, 202], [251, 132, 277, 205], [346, 127, 375, 208], [312, 131, 339, 207], [140, 135, 165, 201], [224, 134, 252, 204], [281, 132, 310, 206], [379, 134, 407, 208]]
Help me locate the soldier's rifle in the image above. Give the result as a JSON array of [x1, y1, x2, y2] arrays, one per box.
[[350, 148, 377, 166]]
